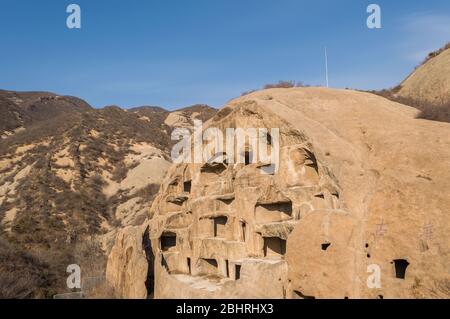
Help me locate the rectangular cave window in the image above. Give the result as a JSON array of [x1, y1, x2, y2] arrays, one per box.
[[235, 264, 241, 280], [240, 221, 247, 242], [187, 258, 191, 275], [255, 202, 293, 223], [160, 232, 177, 252], [205, 259, 218, 268], [393, 259, 410, 279], [261, 202, 292, 214], [266, 132, 272, 146], [263, 237, 286, 257], [213, 216, 228, 238], [183, 181, 192, 193], [225, 260, 230, 278], [244, 151, 252, 165]]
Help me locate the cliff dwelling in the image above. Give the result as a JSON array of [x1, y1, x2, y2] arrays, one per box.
[[143, 106, 346, 298], [160, 232, 177, 252], [263, 237, 286, 257], [103, 90, 450, 299], [213, 216, 227, 238], [105, 88, 450, 299], [393, 259, 410, 279]]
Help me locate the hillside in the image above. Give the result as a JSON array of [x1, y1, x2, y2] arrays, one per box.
[[0, 90, 216, 298], [373, 43, 450, 123], [106, 87, 450, 299], [397, 43, 450, 104]]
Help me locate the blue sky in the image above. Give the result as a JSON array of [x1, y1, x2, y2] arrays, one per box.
[[1, 0, 449, 109]]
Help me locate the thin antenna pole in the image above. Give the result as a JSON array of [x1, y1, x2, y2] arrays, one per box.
[[325, 46, 329, 88]]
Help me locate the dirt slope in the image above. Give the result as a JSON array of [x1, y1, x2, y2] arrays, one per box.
[[0, 90, 216, 298]]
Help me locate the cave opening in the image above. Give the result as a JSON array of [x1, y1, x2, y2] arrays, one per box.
[[240, 221, 247, 242], [244, 151, 252, 165], [235, 264, 241, 280], [160, 232, 177, 251], [213, 216, 228, 238], [183, 180, 192, 193], [263, 237, 286, 257], [393, 259, 410, 279], [187, 257, 191, 275], [255, 201, 293, 223], [266, 132, 272, 146], [142, 227, 155, 298], [321, 243, 331, 251]]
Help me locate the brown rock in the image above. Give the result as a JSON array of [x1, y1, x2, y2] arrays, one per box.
[[106, 225, 150, 299], [107, 87, 450, 299]]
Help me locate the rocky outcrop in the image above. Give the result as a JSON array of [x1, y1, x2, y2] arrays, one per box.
[[107, 87, 450, 299], [106, 225, 151, 299]]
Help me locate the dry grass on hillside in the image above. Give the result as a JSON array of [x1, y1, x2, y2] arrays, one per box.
[[420, 42, 450, 67], [372, 88, 450, 123]]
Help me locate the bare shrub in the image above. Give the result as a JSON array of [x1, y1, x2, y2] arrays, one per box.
[[264, 80, 296, 89], [420, 42, 450, 66], [241, 80, 309, 97], [0, 237, 57, 298]]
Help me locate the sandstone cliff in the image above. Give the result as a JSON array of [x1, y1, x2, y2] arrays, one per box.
[[107, 87, 450, 299]]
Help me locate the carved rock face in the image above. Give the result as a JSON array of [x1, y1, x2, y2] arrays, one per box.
[[145, 93, 342, 299], [107, 88, 450, 299]]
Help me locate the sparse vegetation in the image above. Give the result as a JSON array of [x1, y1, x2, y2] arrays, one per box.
[[368, 42, 450, 123], [419, 42, 450, 67], [371, 88, 450, 123], [0, 89, 217, 298], [0, 239, 54, 298], [241, 80, 310, 97]]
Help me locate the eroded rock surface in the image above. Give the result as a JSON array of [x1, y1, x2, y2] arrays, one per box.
[[107, 88, 450, 299], [106, 225, 151, 299]]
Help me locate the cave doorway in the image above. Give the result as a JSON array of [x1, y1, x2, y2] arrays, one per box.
[[393, 259, 410, 279], [142, 227, 155, 298], [240, 221, 247, 242], [160, 232, 177, 251], [187, 257, 191, 275], [184, 181, 192, 193], [213, 216, 227, 238], [263, 237, 286, 257], [235, 264, 241, 280]]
